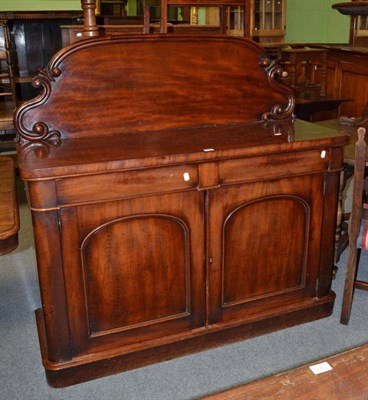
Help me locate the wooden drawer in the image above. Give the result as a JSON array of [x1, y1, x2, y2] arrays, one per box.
[[56, 164, 199, 206], [219, 148, 331, 185]]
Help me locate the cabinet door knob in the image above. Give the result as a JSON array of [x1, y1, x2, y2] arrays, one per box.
[[321, 150, 327, 159], [183, 172, 191, 182]]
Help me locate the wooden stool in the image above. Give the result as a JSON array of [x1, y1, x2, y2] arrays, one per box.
[[0, 156, 19, 255]]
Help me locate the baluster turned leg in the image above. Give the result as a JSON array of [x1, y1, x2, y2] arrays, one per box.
[[82, 0, 99, 38]]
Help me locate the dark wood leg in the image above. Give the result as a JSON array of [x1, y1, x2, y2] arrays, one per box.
[[333, 165, 354, 277], [143, 1, 150, 34], [340, 247, 359, 325], [160, 0, 168, 33]]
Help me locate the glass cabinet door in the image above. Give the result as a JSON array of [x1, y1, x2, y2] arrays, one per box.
[[357, 15, 368, 36], [254, 0, 261, 30], [274, 0, 283, 30], [353, 15, 368, 47], [253, 0, 285, 42]]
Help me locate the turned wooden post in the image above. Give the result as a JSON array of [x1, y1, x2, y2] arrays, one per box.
[[0, 19, 17, 106], [81, 0, 99, 37], [143, 1, 150, 34]]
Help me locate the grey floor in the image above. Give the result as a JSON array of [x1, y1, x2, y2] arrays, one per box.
[[1, 180, 367, 400]]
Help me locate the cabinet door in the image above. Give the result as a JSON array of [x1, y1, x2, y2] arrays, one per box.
[[207, 173, 326, 325], [252, 0, 285, 42], [58, 190, 205, 357]]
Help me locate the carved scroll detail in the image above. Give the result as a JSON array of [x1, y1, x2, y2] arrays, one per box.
[[20, 140, 61, 160], [14, 67, 62, 143], [260, 56, 295, 122]]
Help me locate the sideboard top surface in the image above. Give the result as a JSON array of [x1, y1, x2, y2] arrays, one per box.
[[17, 119, 348, 180]]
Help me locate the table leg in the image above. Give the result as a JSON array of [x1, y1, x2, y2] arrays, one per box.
[[333, 164, 354, 276]]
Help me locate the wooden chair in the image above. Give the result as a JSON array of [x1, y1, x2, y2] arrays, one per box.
[[0, 156, 19, 255], [0, 19, 17, 152], [340, 126, 368, 325], [0, 20, 17, 106], [160, 0, 251, 36]]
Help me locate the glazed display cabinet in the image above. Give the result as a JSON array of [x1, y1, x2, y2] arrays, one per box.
[[252, 0, 285, 42]]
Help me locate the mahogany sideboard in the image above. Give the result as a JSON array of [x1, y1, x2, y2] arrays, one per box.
[[14, 34, 347, 387]]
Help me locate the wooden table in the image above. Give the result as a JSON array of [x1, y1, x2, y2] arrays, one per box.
[[295, 95, 352, 122]]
